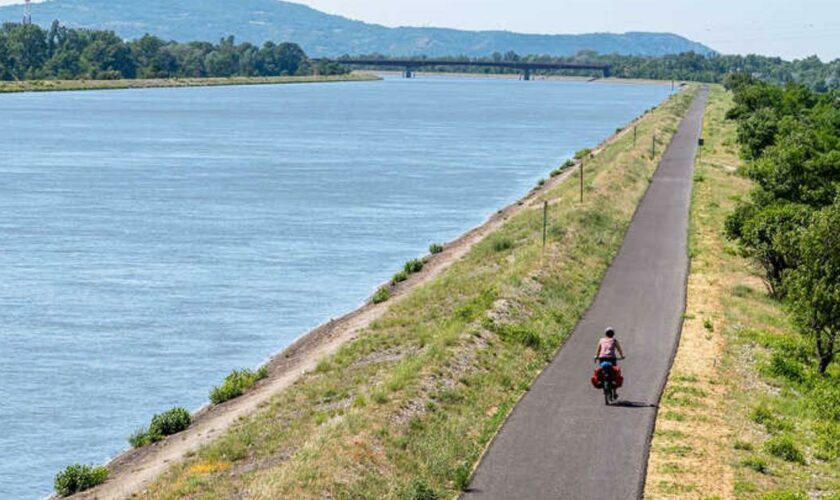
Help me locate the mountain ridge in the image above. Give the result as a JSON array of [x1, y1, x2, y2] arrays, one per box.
[[0, 0, 716, 58]]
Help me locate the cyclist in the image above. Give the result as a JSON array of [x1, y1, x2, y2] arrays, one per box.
[[594, 327, 625, 392]]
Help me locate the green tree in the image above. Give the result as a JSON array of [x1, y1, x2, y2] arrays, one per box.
[[736, 107, 778, 160], [784, 198, 840, 373], [6, 23, 48, 78], [257, 41, 307, 76], [727, 203, 812, 297], [80, 31, 136, 78]]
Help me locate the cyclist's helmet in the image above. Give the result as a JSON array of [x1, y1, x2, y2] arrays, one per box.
[[604, 327, 616, 338]]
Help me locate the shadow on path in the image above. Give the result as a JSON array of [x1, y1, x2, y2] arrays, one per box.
[[610, 400, 658, 409]]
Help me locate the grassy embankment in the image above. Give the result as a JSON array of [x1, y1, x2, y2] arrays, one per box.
[[645, 87, 840, 498], [0, 73, 378, 94], [137, 87, 696, 499]]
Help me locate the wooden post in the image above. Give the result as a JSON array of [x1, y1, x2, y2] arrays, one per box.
[[542, 201, 548, 250], [651, 134, 656, 159], [580, 158, 584, 203], [633, 125, 637, 147]]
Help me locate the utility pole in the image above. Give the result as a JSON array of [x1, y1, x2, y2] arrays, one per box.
[[23, 0, 32, 25]]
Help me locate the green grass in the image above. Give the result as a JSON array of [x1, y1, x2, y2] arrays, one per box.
[[138, 87, 697, 499]]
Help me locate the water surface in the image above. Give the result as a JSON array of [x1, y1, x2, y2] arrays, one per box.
[[0, 76, 670, 498]]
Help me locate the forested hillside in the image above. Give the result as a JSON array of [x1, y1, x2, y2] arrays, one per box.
[[0, 0, 714, 58]]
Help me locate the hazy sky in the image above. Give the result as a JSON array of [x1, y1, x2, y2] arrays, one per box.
[[2, 0, 838, 60], [293, 0, 839, 60]]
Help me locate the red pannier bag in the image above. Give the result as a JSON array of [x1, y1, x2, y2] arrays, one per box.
[[591, 367, 604, 389], [613, 365, 624, 388], [591, 365, 624, 389]]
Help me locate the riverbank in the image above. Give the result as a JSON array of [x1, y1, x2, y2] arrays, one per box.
[[644, 87, 840, 497], [62, 84, 695, 499], [371, 69, 678, 86], [0, 73, 379, 94]]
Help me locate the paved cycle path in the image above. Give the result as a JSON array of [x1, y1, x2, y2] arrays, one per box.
[[465, 88, 708, 500]]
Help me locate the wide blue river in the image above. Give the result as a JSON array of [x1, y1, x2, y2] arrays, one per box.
[[0, 76, 669, 498]]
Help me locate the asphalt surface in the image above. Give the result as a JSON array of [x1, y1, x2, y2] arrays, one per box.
[[465, 88, 709, 500]]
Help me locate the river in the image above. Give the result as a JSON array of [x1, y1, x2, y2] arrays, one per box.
[[0, 76, 670, 498]]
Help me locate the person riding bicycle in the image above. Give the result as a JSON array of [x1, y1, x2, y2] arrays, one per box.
[[594, 327, 625, 382]]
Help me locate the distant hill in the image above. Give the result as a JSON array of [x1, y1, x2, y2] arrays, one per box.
[[0, 0, 716, 58]]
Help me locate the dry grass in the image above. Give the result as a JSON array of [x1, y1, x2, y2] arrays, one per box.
[[646, 85, 741, 499], [645, 86, 840, 499]]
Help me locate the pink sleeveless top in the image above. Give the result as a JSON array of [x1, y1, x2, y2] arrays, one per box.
[[597, 337, 616, 358]]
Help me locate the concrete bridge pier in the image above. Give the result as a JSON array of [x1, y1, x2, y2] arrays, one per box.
[[404, 67, 414, 78], [523, 68, 531, 81]]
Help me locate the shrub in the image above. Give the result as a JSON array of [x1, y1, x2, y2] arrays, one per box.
[[130, 407, 193, 448], [490, 237, 514, 253], [751, 405, 790, 434], [563, 159, 576, 168], [734, 440, 754, 451], [765, 352, 804, 382], [764, 435, 805, 463], [429, 243, 444, 254], [392, 270, 409, 285], [128, 427, 154, 448], [814, 421, 840, 460], [401, 479, 438, 500], [54, 464, 108, 496], [574, 148, 593, 159], [808, 379, 840, 421], [404, 259, 424, 274], [209, 367, 269, 404], [537, 178, 546, 187], [452, 463, 472, 491], [150, 407, 192, 437], [740, 456, 769, 474], [372, 287, 390, 304], [550, 168, 563, 177]]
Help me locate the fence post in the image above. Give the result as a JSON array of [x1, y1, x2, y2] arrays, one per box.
[[543, 201, 548, 250], [580, 158, 584, 203]]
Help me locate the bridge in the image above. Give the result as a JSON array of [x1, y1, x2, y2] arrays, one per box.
[[317, 58, 611, 80]]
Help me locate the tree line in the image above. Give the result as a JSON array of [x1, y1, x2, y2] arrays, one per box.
[[0, 21, 347, 80], [724, 73, 840, 374], [345, 51, 840, 90]]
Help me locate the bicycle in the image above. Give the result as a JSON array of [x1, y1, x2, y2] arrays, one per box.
[[594, 356, 625, 406]]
